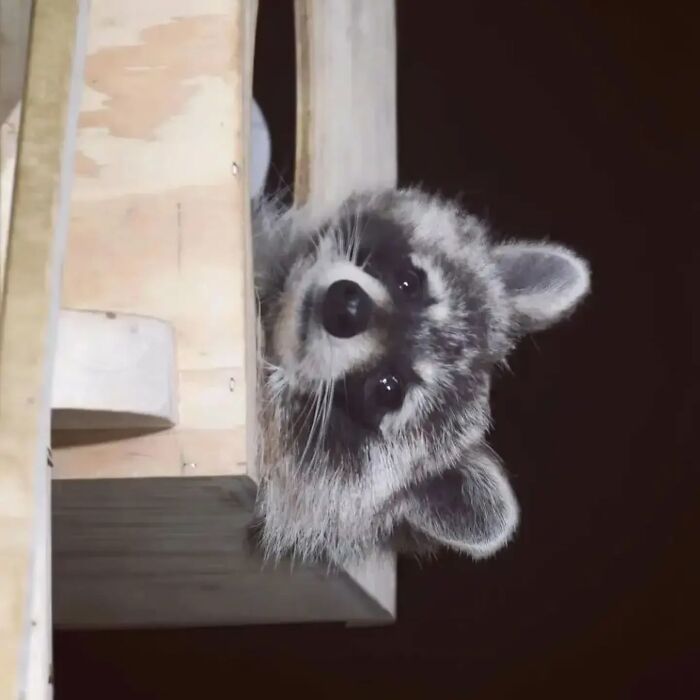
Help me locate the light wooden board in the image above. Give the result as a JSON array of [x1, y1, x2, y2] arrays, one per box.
[[0, 1, 88, 697], [53, 0, 254, 479], [24, 454, 53, 700], [294, 0, 397, 219]]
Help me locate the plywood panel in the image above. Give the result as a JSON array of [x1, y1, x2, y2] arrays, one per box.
[[54, 0, 254, 479]]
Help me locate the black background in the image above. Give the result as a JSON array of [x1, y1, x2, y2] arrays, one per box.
[[55, 2, 698, 697]]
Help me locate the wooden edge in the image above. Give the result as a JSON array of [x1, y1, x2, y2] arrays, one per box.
[[1, 102, 21, 297], [51, 309, 178, 431], [343, 550, 397, 625], [0, 0, 89, 697], [293, 0, 312, 206], [24, 451, 52, 700], [244, 0, 260, 483]]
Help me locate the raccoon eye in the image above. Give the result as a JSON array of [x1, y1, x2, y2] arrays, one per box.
[[396, 265, 424, 298], [374, 374, 403, 411]]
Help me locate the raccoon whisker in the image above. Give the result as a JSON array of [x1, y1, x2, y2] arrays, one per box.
[[308, 340, 336, 471], [350, 203, 362, 264], [334, 221, 350, 263], [297, 377, 327, 469], [318, 371, 335, 453], [289, 385, 320, 438], [306, 380, 330, 471]]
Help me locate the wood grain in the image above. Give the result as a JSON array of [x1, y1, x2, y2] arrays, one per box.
[[0, 1, 88, 697], [53, 476, 393, 628], [294, 0, 397, 218]]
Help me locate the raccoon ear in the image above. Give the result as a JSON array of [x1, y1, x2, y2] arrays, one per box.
[[492, 242, 590, 332], [401, 448, 519, 558]]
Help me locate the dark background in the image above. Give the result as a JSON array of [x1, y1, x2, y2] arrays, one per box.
[[55, 2, 698, 697]]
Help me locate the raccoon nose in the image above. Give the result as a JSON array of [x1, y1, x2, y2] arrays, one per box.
[[321, 280, 372, 338]]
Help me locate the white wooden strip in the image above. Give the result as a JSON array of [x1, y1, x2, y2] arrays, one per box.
[[0, 102, 21, 292], [294, 0, 397, 218], [0, 1, 89, 697]]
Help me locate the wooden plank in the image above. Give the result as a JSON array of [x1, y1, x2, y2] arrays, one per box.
[[24, 453, 53, 700], [53, 476, 393, 628], [53, 0, 253, 479], [0, 1, 89, 697], [294, 0, 397, 218], [294, 0, 398, 622]]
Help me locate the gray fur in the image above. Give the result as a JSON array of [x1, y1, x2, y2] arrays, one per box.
[[252, 188, 590, 565]]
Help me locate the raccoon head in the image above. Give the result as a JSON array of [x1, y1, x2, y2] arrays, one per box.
[[255, 188, 590, 565]]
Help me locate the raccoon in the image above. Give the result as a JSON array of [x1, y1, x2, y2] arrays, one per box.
[[252, 188, 590, 565]]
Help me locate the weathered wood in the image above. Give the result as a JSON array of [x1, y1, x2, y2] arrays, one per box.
[[294, 0, 397, 218], [53, 476, 393, 628], [0, 0, 88, 697]]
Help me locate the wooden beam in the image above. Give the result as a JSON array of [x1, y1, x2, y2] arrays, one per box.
[[294, 0, 397, 218], [53, 476, 393, 628], [0, 1, 89, 697]]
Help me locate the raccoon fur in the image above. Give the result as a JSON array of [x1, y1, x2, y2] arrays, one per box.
[[252, 188, 590, 565]]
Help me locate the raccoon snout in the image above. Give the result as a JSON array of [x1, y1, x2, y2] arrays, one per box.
[[321, 280, 372, 338]]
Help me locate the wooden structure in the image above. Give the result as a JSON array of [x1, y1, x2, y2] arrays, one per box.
[[0, 0, 397, 696]]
